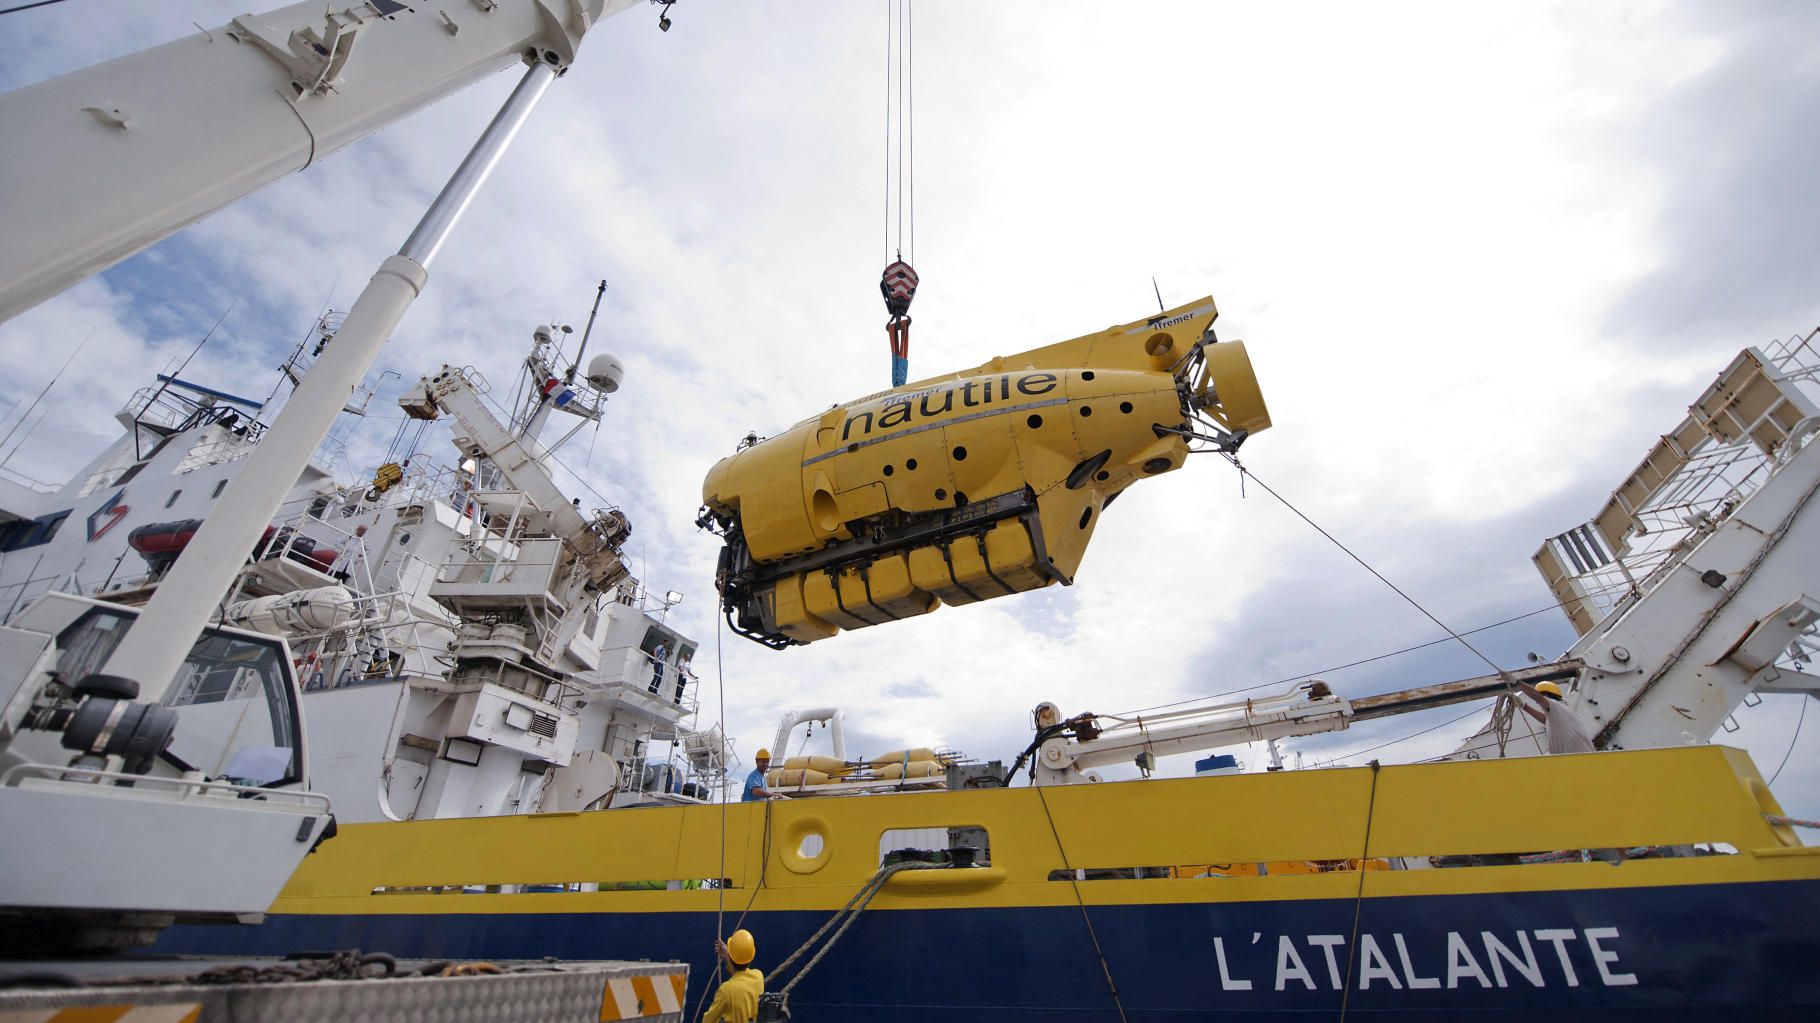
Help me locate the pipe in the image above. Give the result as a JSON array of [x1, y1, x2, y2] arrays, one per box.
[[771, 707, 847, 761]]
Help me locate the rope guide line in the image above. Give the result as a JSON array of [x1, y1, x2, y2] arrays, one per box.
[[1033, 783, 1130, 1023], [1226, 457, 1519, 687]]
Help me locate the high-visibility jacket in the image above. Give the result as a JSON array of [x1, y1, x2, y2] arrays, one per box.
[[704, 967, 765, 1023]]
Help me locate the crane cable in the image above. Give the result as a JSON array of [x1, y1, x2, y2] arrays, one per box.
[[879, 0, 918, 387]]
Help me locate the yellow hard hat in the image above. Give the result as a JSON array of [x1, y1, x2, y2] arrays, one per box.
[[1535, 681, 1564, 699], [755, 748, 771, 760], [727, 929, 755, 965]]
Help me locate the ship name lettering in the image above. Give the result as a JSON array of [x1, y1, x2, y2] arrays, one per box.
[[1219, 927, 1637, 994], [840, 373, 1061, 443]]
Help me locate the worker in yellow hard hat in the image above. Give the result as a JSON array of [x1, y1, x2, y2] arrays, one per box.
[[742, 748, 783, 801], [704, 928, 764, 1023], [1516, 679, 1595, 754]]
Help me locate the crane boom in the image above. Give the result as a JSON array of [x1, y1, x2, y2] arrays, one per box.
[[401, 365, 633, 594], [0, 0, 640, 324]]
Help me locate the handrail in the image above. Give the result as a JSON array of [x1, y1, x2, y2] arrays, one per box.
[[1, 762, 332, 814]]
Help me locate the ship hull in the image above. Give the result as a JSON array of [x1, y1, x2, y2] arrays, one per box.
[[160, 746, 1820, 1019], [165, 878, 1820, 1019]]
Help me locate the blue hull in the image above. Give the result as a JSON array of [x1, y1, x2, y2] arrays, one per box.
[[160, 877, 1820, 1019]]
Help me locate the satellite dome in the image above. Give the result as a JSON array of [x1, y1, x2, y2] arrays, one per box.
[[533, 323, 557, 345], [586, 353, 625, 393]]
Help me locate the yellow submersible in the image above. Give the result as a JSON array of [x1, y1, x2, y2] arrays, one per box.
[[698, 296, 1270, 647]]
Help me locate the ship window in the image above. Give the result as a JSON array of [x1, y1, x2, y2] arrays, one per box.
[[212, 479, 229, 498], [165, 489, 182, 508], [54, 607, 303, 787], [307, 495, 331, 519], [879, 825, 990, 867], [1044, 843, 1736, 881], [371, 878, 732, 895], [4, 510, 72, 551]]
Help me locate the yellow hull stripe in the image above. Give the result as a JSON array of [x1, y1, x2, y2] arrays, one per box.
[[275, 746, 1818, 918]]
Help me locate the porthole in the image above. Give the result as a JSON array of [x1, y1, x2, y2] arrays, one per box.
[[1143, 457, 1171, 474], [906, 458, 919, 471], [935, 488, 948, 501], [1079, 406, 1093, 418], [780, 815, 832, 874], [883, 465, 894, 477], [1027, 414, 1043, 429], [1078, 507, 1093, 529], [1119, 401, 1133, 414], [953, 446, 968, 461], [1082, 371, 1096, 381]]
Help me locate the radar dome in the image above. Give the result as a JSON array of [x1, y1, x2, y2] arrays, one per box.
[[533, 324, 557, 345], [586, 353, 625, 393]]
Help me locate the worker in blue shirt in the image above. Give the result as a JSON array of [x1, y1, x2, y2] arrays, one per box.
[[742, 748, 783, 801], [647, 640, 669, 694]]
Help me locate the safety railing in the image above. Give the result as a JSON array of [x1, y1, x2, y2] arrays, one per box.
[[2, 762, 332, 814]]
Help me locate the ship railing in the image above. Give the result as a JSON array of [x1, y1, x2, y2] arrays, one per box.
[[588, 642, 700, 713], [75, 464, 130, 497], [1536, 337, 1820, 632], [616, 747, 713, 805], [120, 384, 201, 432], [0, 570, 70, 625], [282, 587, 456, 693], [0, 463, 58, 495], [2, 762, 332, 814]]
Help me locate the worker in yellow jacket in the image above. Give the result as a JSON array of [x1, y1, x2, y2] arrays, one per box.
[[704, 928, 765, 1023]]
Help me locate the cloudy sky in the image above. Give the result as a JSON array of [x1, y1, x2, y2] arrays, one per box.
[[2, 2, 1817, 808]]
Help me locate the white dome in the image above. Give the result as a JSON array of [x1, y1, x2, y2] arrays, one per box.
[[586, 353, 625, 393]]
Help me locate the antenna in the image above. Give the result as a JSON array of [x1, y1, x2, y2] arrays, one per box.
[[1152, 276, 1166, 314], [565, 279, 608, 385]]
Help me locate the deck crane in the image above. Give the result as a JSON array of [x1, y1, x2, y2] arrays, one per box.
[[0, 0, 652, 948], [398, 363, 635, 666]]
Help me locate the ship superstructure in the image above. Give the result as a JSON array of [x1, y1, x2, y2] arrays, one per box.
[[1, 309, 723, 836]]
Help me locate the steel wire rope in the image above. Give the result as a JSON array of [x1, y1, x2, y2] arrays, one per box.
[[0, 0, 69, 15], [1769, 696, 1807, 786], [1337, 761, 1382, 1022], [895, 0, 904, 258], [1226, 458, 1518, 682], [1118, 579, 1636, 719], [881, 0, 891, 263], [906, 0, 914, 264], [1323, 706, 1486, 765], [1032, 783, 1130, 1023], [882, 0, 915, 262]]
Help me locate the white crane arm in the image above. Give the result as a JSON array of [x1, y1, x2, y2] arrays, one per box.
[[404, 366, 631, 592], [1036, 684, 1352, 783], [0, 0, 641, 323]]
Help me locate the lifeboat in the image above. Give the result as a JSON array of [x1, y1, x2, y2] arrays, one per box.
[[128, 520, 340, 575]]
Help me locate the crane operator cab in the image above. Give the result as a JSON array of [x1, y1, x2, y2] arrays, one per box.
[[698, 296, 1271, 648]]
